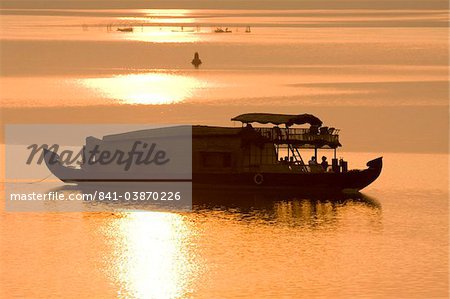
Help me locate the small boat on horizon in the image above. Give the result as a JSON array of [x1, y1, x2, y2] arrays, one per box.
[[43, 113, 382, 195], [117, 27, 133, 32], [214, 27, 232, 33]]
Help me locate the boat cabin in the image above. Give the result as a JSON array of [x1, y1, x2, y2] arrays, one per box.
[[80, 113, 342, 175], [193, 113, 341, 174]]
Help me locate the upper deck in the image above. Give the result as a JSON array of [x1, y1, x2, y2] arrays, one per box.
[[257, 127, 340, 148], [233, 113, 341, 149]]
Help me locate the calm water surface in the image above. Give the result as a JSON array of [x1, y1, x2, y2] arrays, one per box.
[[0, 8, 448, 298], [0, 152, 448, 298]]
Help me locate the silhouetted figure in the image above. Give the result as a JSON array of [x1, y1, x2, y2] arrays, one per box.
[[321, 156, 329, 171], [309, 125, 319, 135], [308, 156, 320, 172], [273, 126, 282, 140], [242, 123, 254, 134], [191, 52, 202, 68]]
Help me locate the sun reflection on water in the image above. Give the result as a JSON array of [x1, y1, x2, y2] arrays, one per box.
[[109, 212, 197, 299], [82, 73, 205, 105]]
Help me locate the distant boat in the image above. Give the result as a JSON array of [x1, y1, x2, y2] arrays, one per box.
[[117, 27, 133, 32], [245, 26, 251, 33], [191, 52, 202, 68], [214, 27, 232, 33]]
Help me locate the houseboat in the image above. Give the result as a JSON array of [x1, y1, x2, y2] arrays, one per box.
[[43, 113, 382, 193]]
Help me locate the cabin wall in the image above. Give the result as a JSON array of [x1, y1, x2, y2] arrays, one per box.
[[81, 135, 192, 179], [241, 143, 277, 169], [81, 129, 279, 175], [192, 135, 278, 173], [192, 135, 242, 173]]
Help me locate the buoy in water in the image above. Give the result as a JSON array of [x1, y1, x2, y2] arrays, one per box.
[[192, 52, 202, 68]]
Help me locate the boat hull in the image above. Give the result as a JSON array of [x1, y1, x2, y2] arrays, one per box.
[[43, 149, 382, 194], [193, 165, 381, 193]]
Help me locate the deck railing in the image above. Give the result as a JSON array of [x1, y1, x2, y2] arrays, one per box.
[[256, 127, 340, 145]]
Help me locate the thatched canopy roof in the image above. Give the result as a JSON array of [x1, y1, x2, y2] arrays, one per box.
[[231, 113, 322, 127]]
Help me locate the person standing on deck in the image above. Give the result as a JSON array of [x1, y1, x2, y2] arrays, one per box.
[[321, 156, 329, 171]]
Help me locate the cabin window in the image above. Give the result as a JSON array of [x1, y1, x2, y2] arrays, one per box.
[[201, 152, 232, 168]]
